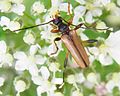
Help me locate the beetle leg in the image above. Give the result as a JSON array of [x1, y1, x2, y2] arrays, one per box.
[[73, 23, 84, 30], [50, 37, 61, 55], [82, 39, 98, 55], [64, 51, 70, 68], [63, 51, 69, 82], [68, 0, 71, 15], [50, 24, 60, 33], [82, 39, 98, 47], [51, 29, 59, 33]]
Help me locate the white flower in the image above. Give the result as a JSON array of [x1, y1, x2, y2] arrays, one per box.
[[31, 1, 46, 16], [75, 73, 85, 84], [49, 62, 60, 72], [98, 53, 113, 65], [23, 30, 35, 45], [88, 32, 120, 66], [14, 80, 26, 92], [37, 80, 57, 96], [31, 76, 43, 85], [85, 11, 94, 24], [67, 73, 86, 86], [0, 40, 13, 67], [73, 6, 86, 24], [73, 0, 103, 24], [0, 0, 25, 15], [106, 72, 120, 92], [0, 16, 10, 27], [67, 75, 76, 84], [67, 74, 82, 91], [39, 66, 50, 80], [14, 44, 41, 76], [0, 16, 21, 31], [87, 72, 99, 84], [105, 30, 120, 64], [74, 6, 86, 16], [11, 4, 25, 15], [14, 51, 29, 71], [106, 80, 115, 93], [51, 78, 63, 85], [29, 44, 40, 55], [7, 21, 21, 31], [35, 55, 47, 65], [0, 0, 11, 12], [84, 72, 100, 89]]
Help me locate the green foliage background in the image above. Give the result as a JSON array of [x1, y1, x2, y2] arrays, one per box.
[[0, 0, 120, 96]]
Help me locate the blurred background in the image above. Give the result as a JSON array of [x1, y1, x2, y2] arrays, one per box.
[[0, 0, 120, 96]]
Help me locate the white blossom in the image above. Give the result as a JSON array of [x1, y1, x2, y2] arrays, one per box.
[[51, 78, 63, 85], [11, 4, 25, 15], [49, 62, 61, 72], [0, 0, 25, 15], [106, 72, 120, 93], [0, 40, 13, 67], [106, 80, 115, 93], [23, 31, 35, 45], [105, 30, 120, 64], [85, 11, 94, 23], [75, 73, 85, 84], [14, 80, 26, 92], [39, 66, 50, 80], [31, 1, 46, 16], [67, 75, 76, 84], [73, 0, 103, 24], [37, 80, 57, 96], [84, 72, 100, 89], [90, 31, 120, 65], [0, 16, 20, 31], [0, 0, 11, 12], [7, 21, 21, 31], [14, 44, 41, 76]]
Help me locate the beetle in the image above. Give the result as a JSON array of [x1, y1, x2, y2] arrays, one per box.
[[14, 15, 96, 68]]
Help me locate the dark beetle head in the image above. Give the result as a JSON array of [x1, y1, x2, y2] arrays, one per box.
[[52, 17, 62, 25]]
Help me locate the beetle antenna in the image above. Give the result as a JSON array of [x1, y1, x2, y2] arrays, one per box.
[[13, 20, 53, 32]]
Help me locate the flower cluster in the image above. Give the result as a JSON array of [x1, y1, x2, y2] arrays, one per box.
[[0, 0, 120, 96]]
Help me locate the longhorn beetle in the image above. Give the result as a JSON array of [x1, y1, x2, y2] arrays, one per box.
[[13, 5, 110, 69], [14, 14, 99, 68]]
